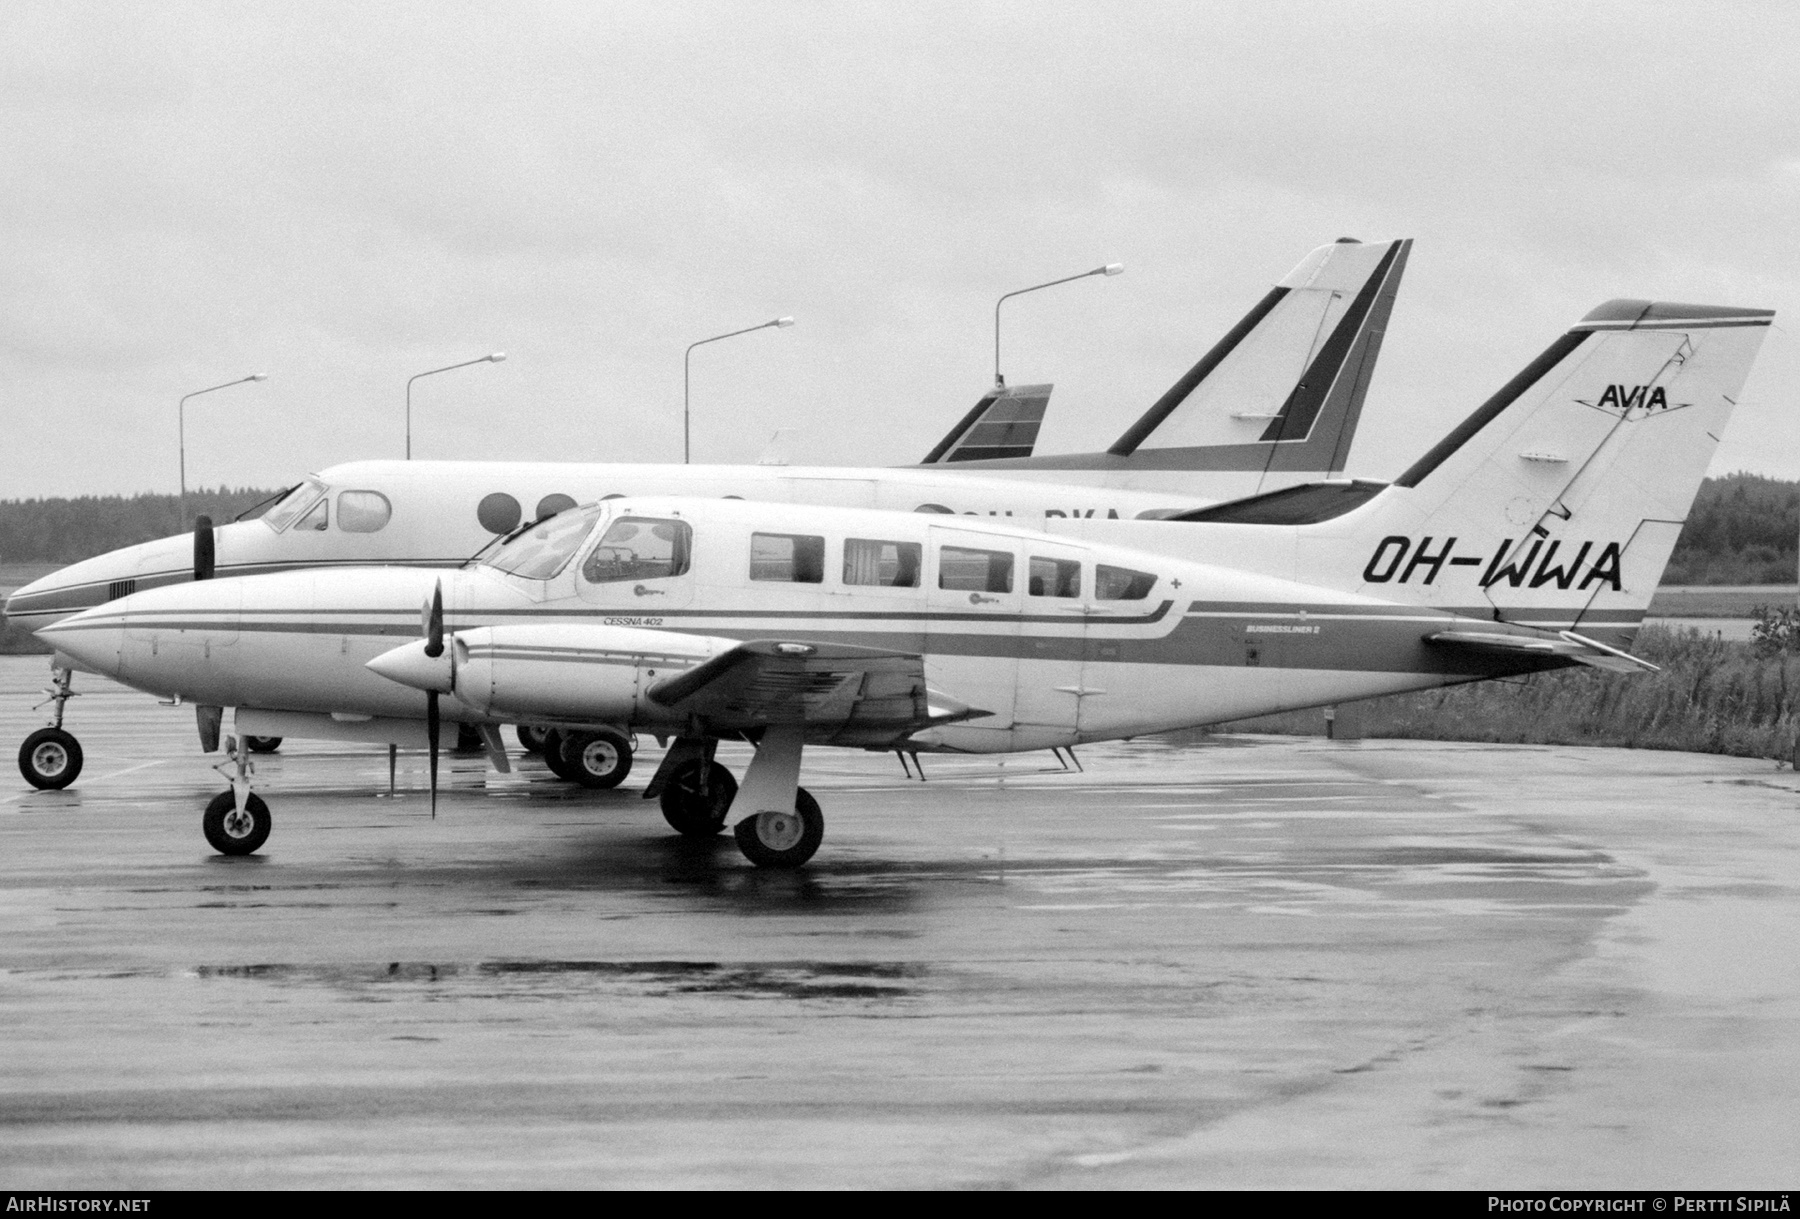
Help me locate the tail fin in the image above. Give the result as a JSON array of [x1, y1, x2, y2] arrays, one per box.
[[919, 383, 1052, 463], [937, 238, 1410, 492], [1297, 300, 1774, 644]]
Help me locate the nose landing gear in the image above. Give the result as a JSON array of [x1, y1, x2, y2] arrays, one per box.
[[202, 736, 270, 856], [17, 666, 82, 790]]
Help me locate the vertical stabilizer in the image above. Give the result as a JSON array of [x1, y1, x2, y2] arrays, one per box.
[[1295, 300, 1774, 643], [920, 383, 1052, 463], [931, 238, 1411, 494]]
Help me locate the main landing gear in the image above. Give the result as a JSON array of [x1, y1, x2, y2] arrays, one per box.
[[537, 727, 634, 788], [18, 665, 82, 790], [650, 728, 825, 868]]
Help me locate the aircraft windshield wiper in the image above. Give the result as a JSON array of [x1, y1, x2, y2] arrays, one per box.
[[463, 512, 557, 568], [234, 483, 303, 523]]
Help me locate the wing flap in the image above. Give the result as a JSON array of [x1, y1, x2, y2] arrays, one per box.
[[647, 640, 990, 740]]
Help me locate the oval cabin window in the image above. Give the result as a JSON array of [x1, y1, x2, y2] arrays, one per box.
[[337, 491, 393, 533]]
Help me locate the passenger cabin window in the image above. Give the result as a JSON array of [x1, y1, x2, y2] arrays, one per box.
[[337, 491, 392, 533], [1096, 564, 1157, 600], [939, 546, 1013, 594], [751, 533, 825, 583], [1029, 556, 1081, 598], [843, 538, 920, 588], [583, 517, 692, 584], [294, 498, 328, 532], [263, 479, 326, 533]]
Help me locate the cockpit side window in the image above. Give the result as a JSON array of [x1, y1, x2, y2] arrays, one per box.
[[294, 498, 329, 532], [483, 504, 603, 579], [582, 517, 692, 584], [337, 491, 392, 533], [262, 478, 327, 533]]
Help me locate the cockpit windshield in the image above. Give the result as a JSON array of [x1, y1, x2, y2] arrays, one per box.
[[261, 479, 328, 533], [481, 504, 604, 580]]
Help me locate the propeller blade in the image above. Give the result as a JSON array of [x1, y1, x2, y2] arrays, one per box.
[[424, 581, 445, 658], [193, 515, 215, 582], [426, 689, 440, 819]]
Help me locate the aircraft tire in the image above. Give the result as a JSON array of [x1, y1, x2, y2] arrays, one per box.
[[734, 787, 824, 869], [516, 725, 552, 755], [541, 731, 577, 780], [561, 729, 633, 789], [19, 727, 83, 790], [202, 790, 272, 856], [244, 735, 283, 754], [659, 760, 737, 837]]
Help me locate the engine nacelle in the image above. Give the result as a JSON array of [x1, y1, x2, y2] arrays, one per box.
[[449, 623, 730, 724]]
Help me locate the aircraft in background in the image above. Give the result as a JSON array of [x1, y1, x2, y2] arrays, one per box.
[[34, 298, 1773, 868], [9, 236, 1412, 790]]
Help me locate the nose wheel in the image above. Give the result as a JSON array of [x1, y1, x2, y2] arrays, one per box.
[[19, 727, 83, 790], [203, 790, 272, 855], [18, 665, 82, 790]]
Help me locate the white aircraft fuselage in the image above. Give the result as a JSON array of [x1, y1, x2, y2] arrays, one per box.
[[4, 457, 1301, 634], [38, 496, 1541, 757]]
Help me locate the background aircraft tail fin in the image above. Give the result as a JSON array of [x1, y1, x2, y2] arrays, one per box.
[[919, 383, 1052, 463], [1105, 236, 1411, 474], [1297, 300, 1774, 644], [936, 238, 1410, 491]]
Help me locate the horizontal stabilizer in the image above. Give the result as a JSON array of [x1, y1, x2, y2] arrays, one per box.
[[1426, 629, 1658, 673]]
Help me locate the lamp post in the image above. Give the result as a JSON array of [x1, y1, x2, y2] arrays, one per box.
[[406, 353, 506, 460], [684, 317, 794, 464], [179, 374, 268, 528], [994, 263, 1123, 387]]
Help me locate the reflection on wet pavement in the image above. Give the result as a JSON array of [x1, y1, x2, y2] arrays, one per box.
[[2, 657, 1798, 1188]]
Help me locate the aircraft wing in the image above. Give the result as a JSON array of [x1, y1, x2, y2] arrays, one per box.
[[647, 639, 988, 742], [1424, 629, 1658, 674]]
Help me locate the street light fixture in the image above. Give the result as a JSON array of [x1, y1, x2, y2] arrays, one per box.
[[406, 353, 506, 460], [684, 317, 794, 464], [994, 263, 1123, 387], [179, 373, 269, 528]]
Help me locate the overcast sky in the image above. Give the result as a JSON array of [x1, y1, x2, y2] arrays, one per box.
[[3, 1, 1797, 499]]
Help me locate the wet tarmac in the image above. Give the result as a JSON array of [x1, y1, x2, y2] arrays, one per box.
[[1, 654, 1796, 1189]]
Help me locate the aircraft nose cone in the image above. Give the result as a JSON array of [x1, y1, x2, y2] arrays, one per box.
[[367, 639, 453, 693], [32, 614, 125, 678]]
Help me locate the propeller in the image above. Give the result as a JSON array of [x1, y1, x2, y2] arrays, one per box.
[[193, 515, 215, 581], [422, 581, 445, 817]]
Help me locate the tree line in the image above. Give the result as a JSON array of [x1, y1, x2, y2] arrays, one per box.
[[0, 488, 285, 564], [0, 474, 1795, 583]]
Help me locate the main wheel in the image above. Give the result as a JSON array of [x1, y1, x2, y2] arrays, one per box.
[[516, 725, 552, 754], [454, 724, 486, 754], [19, 727, 83, 790], [733, 787, 824, 868], [202, 790, 272, 856], [244, 735, 283, 754], [560, 728, 633, 789], [540, 730, 576, 780], [659, 760, 738, 837]]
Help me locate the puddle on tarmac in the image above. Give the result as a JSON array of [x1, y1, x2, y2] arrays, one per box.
[[177, 958, 926, 1002]]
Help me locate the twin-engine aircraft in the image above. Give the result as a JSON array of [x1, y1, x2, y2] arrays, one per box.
[[9, 237, 1411, 789], [34, 298, 1774, 869]]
